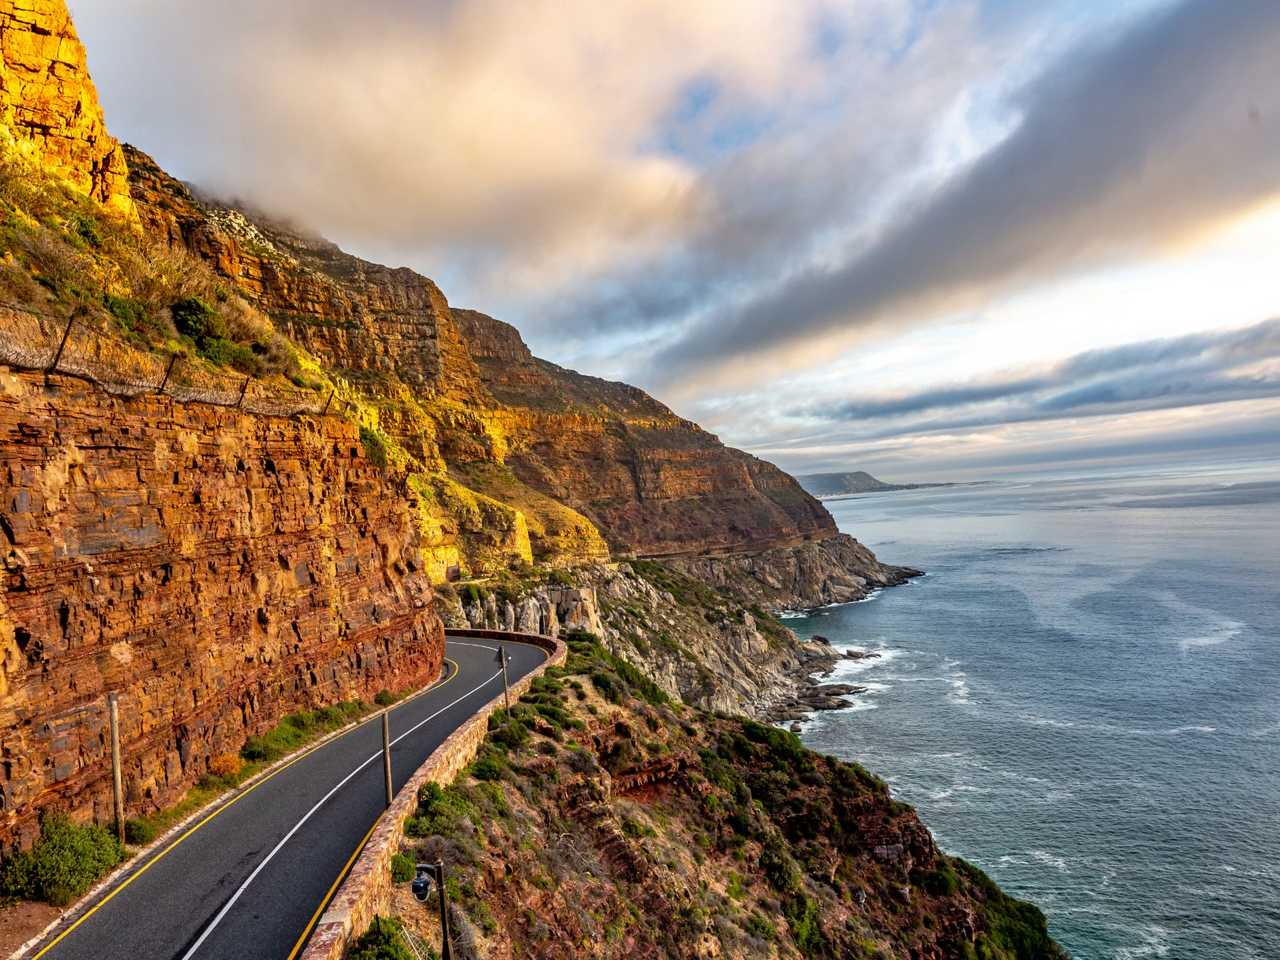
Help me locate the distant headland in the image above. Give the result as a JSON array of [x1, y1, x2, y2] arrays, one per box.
[[796, 470, 959, 499]]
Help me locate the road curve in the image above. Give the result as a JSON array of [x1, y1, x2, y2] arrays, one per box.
[[28, 636, 547, 960]]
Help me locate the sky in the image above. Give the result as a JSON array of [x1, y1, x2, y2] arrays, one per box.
[[69, 0, 1280, 481]]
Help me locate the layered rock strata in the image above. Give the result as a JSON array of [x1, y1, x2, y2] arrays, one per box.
[[0, 371, 444, 847], [123, 148, 844, 571]]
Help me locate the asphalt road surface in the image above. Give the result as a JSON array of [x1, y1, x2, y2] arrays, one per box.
[[30, 635, 547, 960]]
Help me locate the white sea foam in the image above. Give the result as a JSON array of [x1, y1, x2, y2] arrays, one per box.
[[1019, 713, 1076, 729], [828, 646, 905, 681], [778, 590, 884, 619], [946, 671, 971, 705], [1166, 725, 1216, 735], [1115, 924, 1172, 959], [1031, 850, 1071, 873], [1152, 589, 1246, 651]]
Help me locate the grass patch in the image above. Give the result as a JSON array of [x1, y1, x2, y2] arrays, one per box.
[[240, 700, 369, 763]]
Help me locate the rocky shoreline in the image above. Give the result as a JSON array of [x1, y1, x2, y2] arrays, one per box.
[[766, 636, 886, 728]]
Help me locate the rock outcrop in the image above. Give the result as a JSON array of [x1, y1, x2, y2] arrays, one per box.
[[666, 532, 922, 610], [437, 562, 844, 717], [0, 0, 132, 218], [122, 149, 844, 572], [0, 371, 444, 847], [451, 308, 837, 558]]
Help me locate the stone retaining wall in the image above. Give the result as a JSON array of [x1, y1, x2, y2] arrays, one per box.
[[300, 629, 565, 960]]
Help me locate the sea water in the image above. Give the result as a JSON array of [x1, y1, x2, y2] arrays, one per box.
[[790, 462, 1280, 959]]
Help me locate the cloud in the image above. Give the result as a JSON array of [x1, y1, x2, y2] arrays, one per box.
[[644, 0, 1280, 390], [69, 0, 905, 301], [788, 321, 1280, 445], [803, 319, 1280, 428]]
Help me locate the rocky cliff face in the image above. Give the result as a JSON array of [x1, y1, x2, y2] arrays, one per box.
[[435, 561, 842, 717], [451, 308, 837, 558], [0, 371, 444, 847], [123, 149, 842, 573], [666, 532, 922, 610], [0, 0, 132, 218]]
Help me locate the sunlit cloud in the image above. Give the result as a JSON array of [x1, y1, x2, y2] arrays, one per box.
[[67, 0, 1280, 479]]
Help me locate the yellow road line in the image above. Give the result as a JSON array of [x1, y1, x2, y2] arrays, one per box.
[[285, 818, 380, 960], [31, 658, 459, 960]]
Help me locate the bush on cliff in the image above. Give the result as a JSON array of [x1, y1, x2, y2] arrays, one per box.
[[0, 815, 123, 906], [390, 853, 415, 884], [348, 915, 417, 960], [359, 425, 392, 470]]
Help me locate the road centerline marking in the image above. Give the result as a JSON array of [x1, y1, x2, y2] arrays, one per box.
[[30, 657, 461, 960], [178, 666, 503, 960]]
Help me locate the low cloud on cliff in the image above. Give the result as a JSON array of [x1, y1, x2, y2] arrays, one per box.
[[69, 0, 1280, 477]]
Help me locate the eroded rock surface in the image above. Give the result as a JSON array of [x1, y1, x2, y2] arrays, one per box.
[[0, 372, 443, 847]]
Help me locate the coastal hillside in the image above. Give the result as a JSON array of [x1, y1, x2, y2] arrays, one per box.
[[377, 635, 1066, 960]]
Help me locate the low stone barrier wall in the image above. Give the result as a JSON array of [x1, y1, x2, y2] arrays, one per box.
[[300, 630, 565, 960]]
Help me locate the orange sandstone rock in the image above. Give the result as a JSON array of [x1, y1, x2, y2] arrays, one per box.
[[0, 0, 133, 218], [0, 371, 443, 848]]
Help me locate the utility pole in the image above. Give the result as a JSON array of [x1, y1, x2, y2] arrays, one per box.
[[157, 353, 180, 394], [382, 710, 394, 808], [496, 645, 511, 711], [434, 861, 452, 960], [48, 314, 75, 374], [108, 693, 124, 844]]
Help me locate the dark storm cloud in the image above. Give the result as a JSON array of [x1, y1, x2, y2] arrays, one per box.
[[646, 0, 1280, 386]]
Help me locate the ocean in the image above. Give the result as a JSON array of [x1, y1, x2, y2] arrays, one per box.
[[789, 463, 1280, 959]]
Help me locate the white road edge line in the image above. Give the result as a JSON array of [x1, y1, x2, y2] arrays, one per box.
[[179, 665, 503, 960]]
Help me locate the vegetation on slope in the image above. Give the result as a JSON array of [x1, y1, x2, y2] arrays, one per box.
[[0, 146, 311, 384], [382, 634, 1066, 960]]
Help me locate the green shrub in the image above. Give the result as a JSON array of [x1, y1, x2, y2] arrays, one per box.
[[104, 294, 165, 341], [241, 702, 367, 762], [348, 915, 415, 960], [745, 912, 777, 941], [199, 336, 260, 376], [621, 816, 655, 839], [470, 752, 507, 782], [760, 834, 802, 895], [374, 689, 394, 707], [783, 894, 826, 956], [359, 425, 390, 470], [406, 781, 477, 838], [0, 815, 123, 906], [171, 296, 224, 344], [390, 852, 415, 884], [123, 819, 156, 846], [67, 212, 101, 248], [922, 860, 960, 896]]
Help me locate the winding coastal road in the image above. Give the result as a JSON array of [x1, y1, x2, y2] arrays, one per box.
[[27, 636, 547, 960]]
